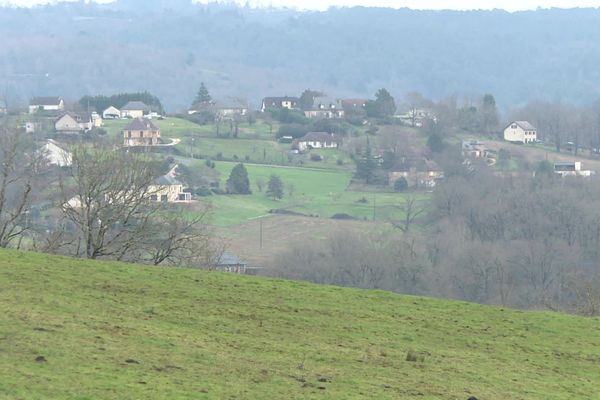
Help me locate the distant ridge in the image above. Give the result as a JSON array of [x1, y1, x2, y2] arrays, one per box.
[[2, 2, 600, 110]]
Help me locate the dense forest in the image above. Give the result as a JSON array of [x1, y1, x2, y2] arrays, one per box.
[[2, 1, 600, 111]]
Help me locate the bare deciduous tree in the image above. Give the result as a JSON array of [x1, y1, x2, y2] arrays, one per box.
[[139, 206, 222, 267], [0, 127, 43, 248], [59, 146, 159, 259], [389, 197, 424, 233]]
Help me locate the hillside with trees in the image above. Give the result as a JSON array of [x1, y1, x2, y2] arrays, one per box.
[[3, 2, 600, 110]]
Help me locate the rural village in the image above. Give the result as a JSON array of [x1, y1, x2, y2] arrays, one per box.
[[2, 85, 599, 273], [4, 2, 600, 399]]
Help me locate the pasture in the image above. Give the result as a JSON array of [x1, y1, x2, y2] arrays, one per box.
[[1, 249, 598, 400]]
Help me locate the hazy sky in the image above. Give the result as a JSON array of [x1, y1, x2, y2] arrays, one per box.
[[2, 0, 600, 11]]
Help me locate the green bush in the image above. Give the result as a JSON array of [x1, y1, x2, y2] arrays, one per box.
[[394, 177, 408, 191]]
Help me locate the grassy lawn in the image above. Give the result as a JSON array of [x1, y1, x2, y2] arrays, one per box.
[[104, 117, 351, 169], [103, 117, 277, 141], [205, 161, 427, 225], [181, 138, 351, 169], [1, 249, 599, 399]]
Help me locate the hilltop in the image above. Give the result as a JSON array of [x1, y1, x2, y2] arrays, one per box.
[[3, 2, 600, 109], [0, 249, 598, 399]]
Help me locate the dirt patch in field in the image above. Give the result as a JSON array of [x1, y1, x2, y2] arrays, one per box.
[[214, 215, 377, 268]]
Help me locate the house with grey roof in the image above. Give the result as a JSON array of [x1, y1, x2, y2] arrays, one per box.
[[38, 139, 72, 167], [261, 96, 300, 112], [292, 132, 340, 152], [215, 252, 249, 274], [504, 121, 537, 144], [188, 98, 249, 117], [102, 106, 121, 119], [29, 96, 64, 114], [341, 98, 368, 115], [304, 96, 345, 119], [388, 157, 444, 190], [55, 112, 95, 134], [148, 173, 191, 203], [462, 140, 488, 159], [121, 101, 150, 118], [123, 117, 160, 146]]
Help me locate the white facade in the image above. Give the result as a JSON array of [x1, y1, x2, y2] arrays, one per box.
[[29, 99, 64, 114], [91, 112, 103, 127], [504, 121, 537, 143], [39, 139, 72, 167], [281, 100, 295, 109], [554, 162, 595, 177], [121, 109, 145, 119], [296, 140, 339, 152], [102, 106, 121, 119], [148, 184, 191, 202], [304, 109, 345, 119]]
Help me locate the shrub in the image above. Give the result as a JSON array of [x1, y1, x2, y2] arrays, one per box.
[[226, 163, 251, 194], [276, 123, 311, 139], [310, 153, 323, 161], [266, 175, 284, 200], [331, 213, 356, 220], [195, 187, 213, 197], [394, 177, 409, 192], [405, 351, 425, 363]]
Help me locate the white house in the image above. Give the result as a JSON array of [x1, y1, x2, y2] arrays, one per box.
[[292, 132, 340, 152], [388, 158, 444, 189], [120, 101, 150, 118], [102, 106, 121, 119], [554, 162, 595, 177], [0, 98, 6, 114], [29, 97, 64, 114], [91, 112, 103, 127], [189, 98, 248, 117], [462, 140, 488, 158], [504, 121, 537, 143], [261, 96, 300, 112], [39, 139, 72, 167], [304, 97, 345, 119], [149, 175, 191, 203]]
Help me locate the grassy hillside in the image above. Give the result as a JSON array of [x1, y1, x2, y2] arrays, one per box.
[[209, 161, 423, 225], [1, 249, 599, 399]]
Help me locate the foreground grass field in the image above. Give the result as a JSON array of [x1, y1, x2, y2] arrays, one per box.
[[1, 250, 599, 399]]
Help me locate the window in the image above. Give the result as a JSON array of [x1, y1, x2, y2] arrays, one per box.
[[511, 124, 517, 129], [150, 194, 158, 201], [161, 194, 168, 202], [140, 130, 144, 137]]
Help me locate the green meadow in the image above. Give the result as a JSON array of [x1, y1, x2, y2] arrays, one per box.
[[103, 117, 277, 141], [205, 161, 422, 225], [104, 117, 428, 226], [1, 249, 599, 399], [179, 137, 351, 169]]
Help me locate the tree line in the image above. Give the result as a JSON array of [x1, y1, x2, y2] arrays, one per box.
[[270, 159, 600, 316]]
